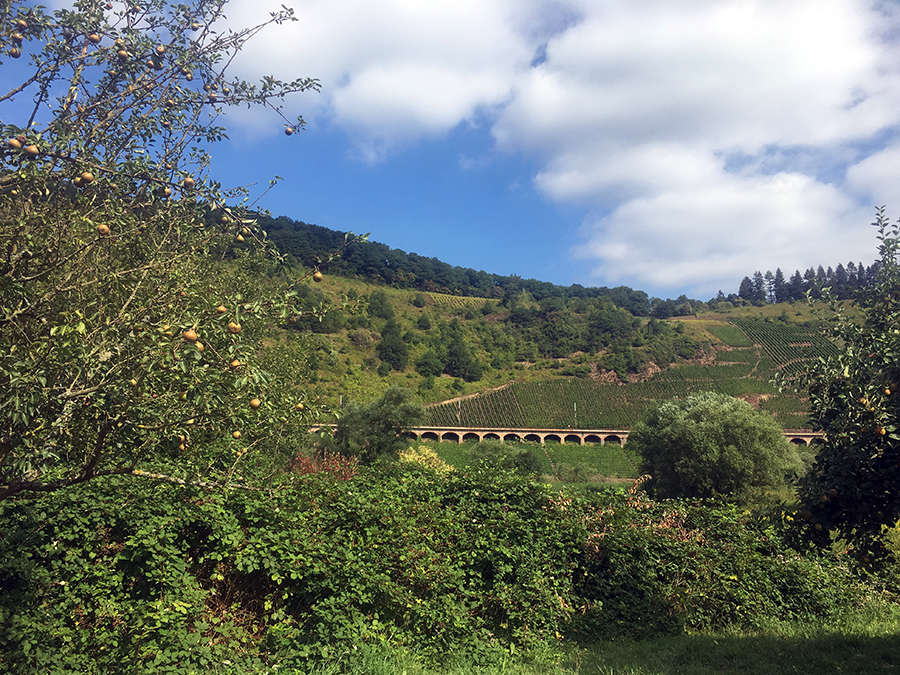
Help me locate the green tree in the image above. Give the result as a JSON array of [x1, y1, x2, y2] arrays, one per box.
[[0, 0, 348, 499], [375, 318, 408, 371], [367, 289, 394, 320], [330, 387, 425, 463], [628, 392, 801, 502], [795, 209, 900, 561]]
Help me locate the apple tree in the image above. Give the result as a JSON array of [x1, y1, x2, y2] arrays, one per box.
[[796, 208, 900, 562], [0, 0, 346, 499]]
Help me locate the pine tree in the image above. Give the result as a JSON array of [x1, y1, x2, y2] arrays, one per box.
[[773, 268, 787, 302]]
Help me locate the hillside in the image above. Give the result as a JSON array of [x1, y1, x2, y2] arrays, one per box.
[[273, 267, 839, 430]]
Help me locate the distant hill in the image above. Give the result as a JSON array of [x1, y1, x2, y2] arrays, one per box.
[[255, 211, 843, 430], [258, 213, 653, 314]]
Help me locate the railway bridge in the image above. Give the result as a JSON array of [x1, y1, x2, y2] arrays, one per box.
[[405, 427, 825, 447]]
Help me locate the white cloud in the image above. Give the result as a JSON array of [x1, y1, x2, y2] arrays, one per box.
[[575, 170, 873, 297], [493, 0, 900, 295], [223, 0, 900, 295], [225, 0, 541, 157], [846, 142, 900, 208]]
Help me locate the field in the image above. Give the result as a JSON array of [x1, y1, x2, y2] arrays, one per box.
[[426, 317, 836, 430], [423, 438, 640, 479]]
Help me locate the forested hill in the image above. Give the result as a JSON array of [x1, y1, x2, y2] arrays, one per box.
[[258, 214, 652, 315]]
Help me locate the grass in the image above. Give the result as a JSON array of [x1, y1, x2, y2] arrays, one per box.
[[233, 603, 900, 674], [422, 439, 640, 480]]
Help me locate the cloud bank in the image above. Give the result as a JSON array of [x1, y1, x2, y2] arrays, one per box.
[[228, 0, 900, 297]]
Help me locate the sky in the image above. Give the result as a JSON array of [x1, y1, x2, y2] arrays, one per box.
[[22, 0, 900, 299]]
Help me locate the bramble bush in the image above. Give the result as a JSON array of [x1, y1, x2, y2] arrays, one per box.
[[0, 464, 872, 673]]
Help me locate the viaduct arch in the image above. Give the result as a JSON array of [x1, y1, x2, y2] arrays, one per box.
[[406, 426, 824, 446]]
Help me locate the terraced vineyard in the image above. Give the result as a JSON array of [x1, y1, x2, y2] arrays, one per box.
[[730, 318, 840, 374], [426, 317, 837, 430]]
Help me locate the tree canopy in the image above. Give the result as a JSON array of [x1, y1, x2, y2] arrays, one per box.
[[330, 387, 425, 464], [796, 208, 900, 562], [628, 392, 801, 502], [0, 0, 342, 499]]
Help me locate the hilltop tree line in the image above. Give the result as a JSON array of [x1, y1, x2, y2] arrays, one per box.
[[258, 214, 653, 314], [725, 261, 878, 306]]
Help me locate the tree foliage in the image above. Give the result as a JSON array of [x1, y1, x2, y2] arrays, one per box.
[[0, 0, 346, 499], [330, 387, 425, 464], [628, 392, 800, 502], [796, 209, 900, 561]]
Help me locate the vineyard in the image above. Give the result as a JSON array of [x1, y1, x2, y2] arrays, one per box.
[[730, 318, 840, 374], [426, 317, 837, 430], [427, 292, 485, 309]]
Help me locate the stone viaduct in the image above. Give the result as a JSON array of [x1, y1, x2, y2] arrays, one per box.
[[403, 426, 824, 447]]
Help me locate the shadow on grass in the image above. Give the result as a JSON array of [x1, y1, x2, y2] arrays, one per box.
[[574, 631, 900, 675]]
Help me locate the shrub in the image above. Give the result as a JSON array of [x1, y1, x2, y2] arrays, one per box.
[[398, 445, 455, 474], [0, 468, 873, 671], [289, 449, 359, 481], [628, 392, 802, 502]]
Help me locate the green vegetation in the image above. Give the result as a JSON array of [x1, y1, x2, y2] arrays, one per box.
[[2, 465, 891, 673], [627, 392, 802, 502], [329, 387, 424, 463], [795, 209, 900, 562], [4, 3, 900, 674], [0, 0, 333, 499]]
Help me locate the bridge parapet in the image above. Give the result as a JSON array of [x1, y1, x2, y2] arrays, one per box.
[[312, 425, 825, 447], [407, 426, 825, 446]]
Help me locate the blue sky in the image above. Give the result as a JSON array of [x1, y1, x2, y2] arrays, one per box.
[[18, 0, 900, 299]]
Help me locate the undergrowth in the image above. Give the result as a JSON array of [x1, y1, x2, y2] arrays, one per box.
[[0, 465, 893, 674]]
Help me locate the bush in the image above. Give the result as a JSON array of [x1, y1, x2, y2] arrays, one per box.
[[628, 392, 802, 502], [330, 388, 425, 463], [0, 469, 871, 672]]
